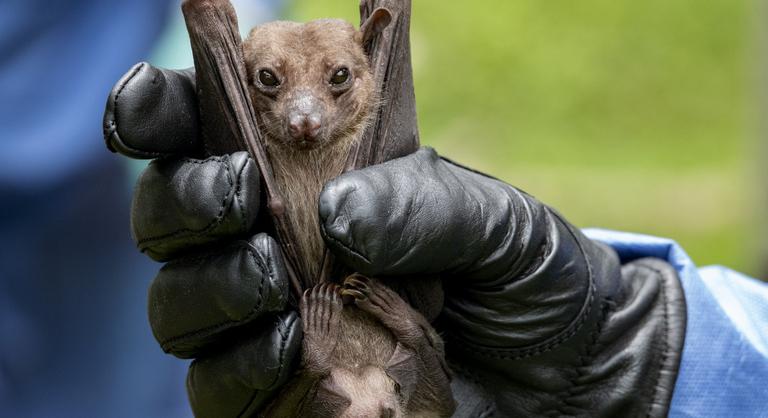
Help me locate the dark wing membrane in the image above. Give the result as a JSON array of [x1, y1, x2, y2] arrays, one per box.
[[347, 0, 420, 170], [181, 0, 306, 296]]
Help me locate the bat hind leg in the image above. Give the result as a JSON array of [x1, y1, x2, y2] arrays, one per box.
[[300, 283, 343, 375], [341, 274, 426, 347], [342, 274, 457, 417]]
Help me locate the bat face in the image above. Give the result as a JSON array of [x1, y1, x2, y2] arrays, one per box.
[[318, 367, 402, 418], [264, 277, 454, 417], [243, 19, 377, 151]]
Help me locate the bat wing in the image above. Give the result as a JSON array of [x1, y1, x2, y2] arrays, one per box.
[[181, 0, 305, 295], [347, 0, 420, 170], [384, 342, 420, 404]]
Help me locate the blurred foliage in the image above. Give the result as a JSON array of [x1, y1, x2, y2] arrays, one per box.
[[287, 0, 760, 275]]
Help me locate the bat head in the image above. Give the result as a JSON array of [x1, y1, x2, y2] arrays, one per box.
[[243, 9, 391, 151], [315, 366, 403, 418]]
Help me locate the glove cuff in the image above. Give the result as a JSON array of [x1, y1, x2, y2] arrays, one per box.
[[443, 219, 686, 417]]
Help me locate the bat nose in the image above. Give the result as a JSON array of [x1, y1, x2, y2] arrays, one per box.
[[288, 113, 322, 141]]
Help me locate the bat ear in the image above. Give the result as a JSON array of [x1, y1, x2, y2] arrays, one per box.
[[384, 343, 418, 402], [315, 378, 352, 416], [360, 7, 392, 45]]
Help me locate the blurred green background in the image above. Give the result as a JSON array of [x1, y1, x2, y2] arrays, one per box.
[[287, 0, 762, 277]]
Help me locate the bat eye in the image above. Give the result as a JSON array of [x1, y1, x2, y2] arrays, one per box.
[[380, 407, 395, 418], [330, 67, 350, 85], [258, 69, 280, 87]]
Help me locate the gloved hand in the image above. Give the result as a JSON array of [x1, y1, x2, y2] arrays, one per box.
[[319, 151, 688, 417], [104, 63, 301, 417], [105, 63, 687, 418]]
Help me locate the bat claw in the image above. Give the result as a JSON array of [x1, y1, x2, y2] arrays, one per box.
[[343, 273, 371, 294], [340, 288, 367, 301]]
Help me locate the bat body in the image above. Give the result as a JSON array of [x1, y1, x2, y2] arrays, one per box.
[[242, 17, 385, 283], [180, 0, 452, 415], [263, 276, 455, 418], [242, 15, 455, 418]]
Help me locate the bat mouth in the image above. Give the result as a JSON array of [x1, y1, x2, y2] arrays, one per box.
[[292, 138, 324, 150]]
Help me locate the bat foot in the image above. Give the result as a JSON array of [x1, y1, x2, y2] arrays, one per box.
[[341, 274, 424, 346], [300, 283, 342, 374]]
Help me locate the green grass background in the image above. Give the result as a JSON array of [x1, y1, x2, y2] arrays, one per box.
[[286, 0, 762, 276]]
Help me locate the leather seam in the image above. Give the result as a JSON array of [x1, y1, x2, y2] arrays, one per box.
[[269, 313, 296, 389], [137, 156, 237, 248], [445, 210, 597, 360], [235, 157, 251, 233], [552, 299, 612, 417], [447, 362, 497, 417], [159, 244, 270, 352], [236, 313, 298, 418], [319, 224, 373, 266], [641, 262, 671, 418]]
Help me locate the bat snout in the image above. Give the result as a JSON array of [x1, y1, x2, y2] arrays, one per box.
[[286, 90, 324, 143], [288, 112, 322, 141]]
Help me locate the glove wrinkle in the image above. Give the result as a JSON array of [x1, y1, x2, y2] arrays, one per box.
[[442, 210, 599, 354], [150, 234, 288, 358], [103, 62, 202, 158], [132, 152, 259, 261], [237, 312, 302, 418], [186, 311, 302, 418], [445, 227, 686, 417], [318, 148, 686, 417]]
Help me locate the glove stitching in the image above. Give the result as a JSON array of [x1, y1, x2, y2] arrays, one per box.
[[236, 313, 299, 418], [478, 404, 495, 418], [137, 156, 239, 249], [235, 157, 251, 233], [106, 62, 167, 158], [269, 313, 297, 389], [447, 362, 498, 417], [641, 262, 670, 418], [159, 244, 272, 352], [319, 225, 373, 266], [445, 211, 597, 360], [249, 242, 269, 314], [551, 299, 612, 417]]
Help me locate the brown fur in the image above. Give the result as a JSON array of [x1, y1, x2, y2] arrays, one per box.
[[262, 278, 455, 418], [243, 19, 378, 281], [243, 16, 454, 418]]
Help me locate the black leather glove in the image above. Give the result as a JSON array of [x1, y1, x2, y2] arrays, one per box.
[[319, 149, 687, 417], [104, 63, 302, 417], [106, 62, 687, 417]]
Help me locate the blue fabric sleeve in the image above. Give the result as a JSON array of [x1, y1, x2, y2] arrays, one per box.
[[584, 228, 768, 417], [0, 0, 169, 190]]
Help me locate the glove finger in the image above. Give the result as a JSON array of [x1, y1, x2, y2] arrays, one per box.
[[187, 311, 302, 418], [103, 62, 202, 159], [149, 233, 289, 358], [319, 147, 460, 276], [132, 151, 260, 262], [319, 147, 523, 278]]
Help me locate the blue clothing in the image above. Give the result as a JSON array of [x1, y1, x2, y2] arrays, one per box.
[[0, 164, 191, 417], [0, 0, 170, 190], [0, 1, 282, 417], [585, 229, 768, 417], [0, 1, 193, 416]]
